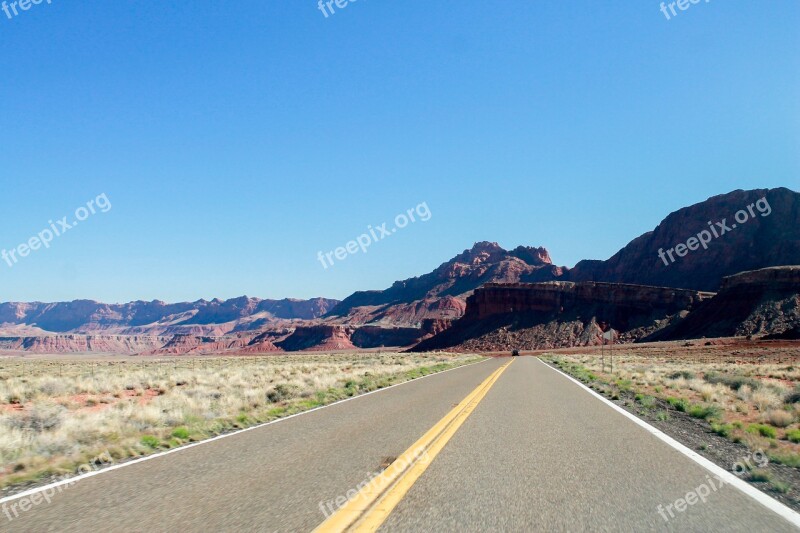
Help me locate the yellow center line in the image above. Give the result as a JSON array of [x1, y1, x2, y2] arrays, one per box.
[[314, 358, 514, 533]]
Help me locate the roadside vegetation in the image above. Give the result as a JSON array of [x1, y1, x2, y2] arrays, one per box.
[[0, 352, 482, 491], [542, 352, 800, 496]]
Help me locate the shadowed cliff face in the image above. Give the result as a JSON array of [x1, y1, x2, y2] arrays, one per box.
[[567, 188, 800, 291], [411, 281, 711, 352], [646, 266, 800, 341], [465, 282, 709, 322]]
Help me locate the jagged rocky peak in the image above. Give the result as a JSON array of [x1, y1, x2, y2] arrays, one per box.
[[449, 242, 552, 266]]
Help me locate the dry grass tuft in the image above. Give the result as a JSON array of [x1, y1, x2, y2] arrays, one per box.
[[766, 409, 795, 428], [0, 352, 481, 489]]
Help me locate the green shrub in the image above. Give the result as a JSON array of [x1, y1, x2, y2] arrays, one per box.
[[667, 397, 689, 412], [636, 395, 657, 409], [288, 399, 314, 411], [711, 423, 734, 438], [749, 469, 772, 482], [266, 406, 289, 418], [140, 435, 160, 449], [570, 364, 597, 382], [171, 427, 190, 439], [656, 411, 670, 421], [668, 371, 695, 380], [747, 424, 777, 439], [616, 379, 632, 392], [786, 429, 800, 443], [688, 404, 722, 420], [768, 451, 800, 467], [771, 480, 791, 494]]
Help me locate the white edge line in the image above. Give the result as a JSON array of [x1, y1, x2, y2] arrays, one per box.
[[537, 358, 800, 528], [0, 356, 492, 505]]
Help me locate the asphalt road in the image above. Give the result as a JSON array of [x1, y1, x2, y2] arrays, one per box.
[[3, 357, 798, 532], [381, 358, 797, 532]]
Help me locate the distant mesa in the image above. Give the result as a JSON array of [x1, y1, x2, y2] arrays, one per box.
[[1, 187, 798, 354]]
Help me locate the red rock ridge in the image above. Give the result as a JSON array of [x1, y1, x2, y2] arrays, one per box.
[[411, 281, 711, 352]]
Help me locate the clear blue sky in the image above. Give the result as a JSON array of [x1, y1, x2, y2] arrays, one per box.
[[1, 1, 798, 303]]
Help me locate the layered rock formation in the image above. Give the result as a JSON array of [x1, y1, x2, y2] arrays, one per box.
[[0, 297, 338, 335], [0, 335, 170, 354], [273, 324, 439, 352], [412, 281, 711, 352], [646, 266, 800, 341], [275, 325, 357, 352], [152, 335, 252, 355]]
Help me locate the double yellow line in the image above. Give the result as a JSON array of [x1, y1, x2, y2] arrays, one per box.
[[314, 358, 514, 533]]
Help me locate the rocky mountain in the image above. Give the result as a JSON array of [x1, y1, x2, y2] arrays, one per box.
[[567, 187, 800, 291], [325, 242, 564, 325], [0, 297, 338, 335], [327, 188, 799, 326]]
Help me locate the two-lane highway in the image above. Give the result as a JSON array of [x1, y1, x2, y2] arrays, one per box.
[[3, 356, 798, 532]]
